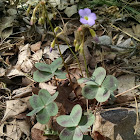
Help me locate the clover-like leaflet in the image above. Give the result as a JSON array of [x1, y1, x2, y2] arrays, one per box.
[[78, 67, 118, 102], [33, 57, 66, 82], [27, 89, 58, 124], [56, 104, 95, 140]]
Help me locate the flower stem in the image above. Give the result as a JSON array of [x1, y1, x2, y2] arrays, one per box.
[[63, 37, 83, 77], [82, 44, 89, 78]]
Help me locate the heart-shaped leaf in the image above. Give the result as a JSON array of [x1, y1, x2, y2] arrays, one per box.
[[33, 70, 54, 82], [39, 89, 51, 105], [78, 113, 95, 133], [78, 78, 98, 86], [39, 89, 58, 105], [59, 127, 75, 140], [27, 106, 44, 116], [46, 102, 58, 116], [92, 67, 106, 85], [50, 57, 62, 73], [59, 127, 83, 140], [36, 107, 50, 124], [57, 104, 82, 127], [35, 63, 51, 73], [29, 95, 44, 109], [82, 85, 98, 99], [95, 87, 111, 102], [103, 75, 118, 91], [55, 70, 66, 79]]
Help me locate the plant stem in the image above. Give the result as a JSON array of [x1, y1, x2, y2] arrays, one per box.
[[45, 7, 80, 99], [63, 37, 83, 77], [82, 47, 89, 78]]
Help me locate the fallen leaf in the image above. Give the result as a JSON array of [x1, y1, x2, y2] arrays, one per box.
[[2, 98, 28, 122], [30, 41, 41, 52], [39, 83, 57, 95]]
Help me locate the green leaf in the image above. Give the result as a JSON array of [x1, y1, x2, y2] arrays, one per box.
[[29, 95, 44, 109], [46, 102, 58, 116], [82, 85, 98, 99], [50, 58, 62, 73], [103, 75, 118, 91], [89, 28, 96, 37], [59, 128, 75, 140], [83, 135, 92, 140], [77, 78, 98, 86], [57, 104, 82, 127], [27, 106, 44, 116], [92, 67, 106, 85], [35, 63, 51, 73], [39, 89, 51, 105], [78, 113, 95, 133], [39, 89, 58, 106], [33, 70, 54, 82], [73, 127, 83, 140], [36, 108, 50, 124], [55, 70, 66, 79], [95, 87, 111, 102], [47, 92, 58, 104]]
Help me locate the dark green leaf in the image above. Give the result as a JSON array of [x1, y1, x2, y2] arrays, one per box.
[[50, 58, 62, 73], [57, 104, 82, 127], [59, 128, 75, 140], [92, 67, 106, 85], [35, 63, 51, 73], [82, 85, 98, 99], [29, 95, 44, 109], [27, 106, 44, 116], [55, 70, 66, 79], [78, 78, 98, 86], [33, 70, 54, 82], [95, 87, 110, 102], [37, 108, 50, 124], [46, 102, 58, 116], [103, 75, 118, 91], [73, 127, 83, 140], [83, 135, 92, 140], [39, 89, 51, 105]]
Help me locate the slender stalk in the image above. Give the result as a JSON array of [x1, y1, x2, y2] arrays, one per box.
[[63, 37, 83, 77], [45, 7, 77, 94], [82, 45, 89, 77]]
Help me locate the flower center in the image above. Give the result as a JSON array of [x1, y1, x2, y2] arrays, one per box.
[[84, 16, 88, 20]]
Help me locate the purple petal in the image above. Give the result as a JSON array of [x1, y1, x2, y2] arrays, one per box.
[[88, 13, 97, 20], [80, 18, 88, 24], [50, 47, 53, 53], [79, 9, 87, 17], [83, 8, 91, 15], [87, 18, 95, 26]]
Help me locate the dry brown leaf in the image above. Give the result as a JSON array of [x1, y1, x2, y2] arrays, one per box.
[[20, 59, 33, 72], [16, 44, 31, 66], [30, 41, 41, 52], [2, 98, 28, 122], [17, 120, 30, 136], [39, 83, 56, 95], [12, 86, 32, 99], [31, 50, 43, 62], [31, 123, 47, 140]]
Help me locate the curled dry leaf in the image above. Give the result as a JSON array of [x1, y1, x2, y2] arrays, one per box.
[[2, 97, 28, 122], [39, 83, 57, 95]]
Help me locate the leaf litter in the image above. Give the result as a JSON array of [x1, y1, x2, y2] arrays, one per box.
[[0, 0, 140, 140]]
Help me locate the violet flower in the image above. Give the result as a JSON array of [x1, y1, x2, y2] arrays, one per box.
[[79, 8, 96, 26]]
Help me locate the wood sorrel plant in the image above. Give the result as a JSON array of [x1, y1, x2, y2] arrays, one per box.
[[74, 8, 98, 77], [56, 104, 95, 140], [27, 89, 58, 124], [78, 67, 118, 102], [33, 57, 66, 82]]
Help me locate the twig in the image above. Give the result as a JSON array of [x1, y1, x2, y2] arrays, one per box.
[[115, 84, 140, 97]]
